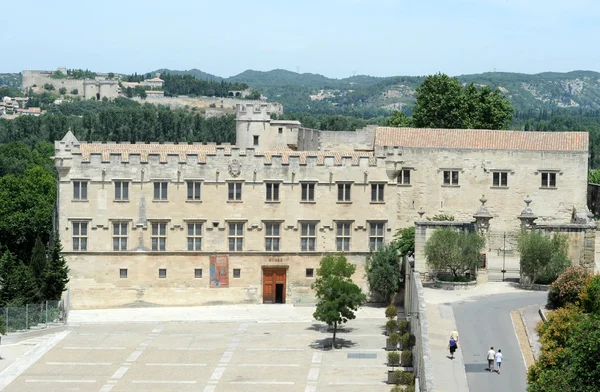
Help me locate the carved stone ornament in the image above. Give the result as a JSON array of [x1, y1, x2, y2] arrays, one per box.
[[228, 159, 242, 177]]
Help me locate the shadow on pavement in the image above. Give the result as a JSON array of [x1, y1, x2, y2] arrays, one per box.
[[309, 337, 357, 350], [464, 363, 493, 373]]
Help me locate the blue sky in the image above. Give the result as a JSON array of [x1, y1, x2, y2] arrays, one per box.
[[3, 0, 598, 78]]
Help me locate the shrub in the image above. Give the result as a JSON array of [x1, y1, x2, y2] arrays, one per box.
[[518, 231, 571, 284], [398, 371, 415, 386], [385, 304, 398, 319], [70, 89, 78, 95], [424, 228, 485, 279], [400, 333, 416, 349], [580, 274, 600, 314], [401, 349, 413, 367], [390, 386, 403, 392], [398, 320, 410, 335], [389, 333, 400, 346], [547, 266, 591, 309], [58, 87, 67, 95], [404, 386, 416, 392], [386, 319, 398, 334], [388, 351, 400, 366]]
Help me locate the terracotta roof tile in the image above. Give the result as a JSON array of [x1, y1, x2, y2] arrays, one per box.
[[374, 127, 588, 152]]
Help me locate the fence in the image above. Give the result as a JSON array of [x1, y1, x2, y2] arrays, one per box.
[[0, 300, 65, 333], [404, 257, 434, 392]]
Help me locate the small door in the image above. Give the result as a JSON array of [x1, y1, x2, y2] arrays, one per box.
[[263, 268, 286, 304]]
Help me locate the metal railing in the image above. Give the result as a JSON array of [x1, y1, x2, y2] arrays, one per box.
[[0, 300, 65, 333]]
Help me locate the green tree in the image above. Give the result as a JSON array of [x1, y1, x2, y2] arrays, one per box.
[[42, 236, 70, 300], [70, 88, 78, 95], [365, 243, 401, 304], [471, 85, 513, 129], [58, 87, 67, 95], [108, 72, 115, 79], [43, 83, 55, 91], [29, 237, 47, 296], [413, 73, 468, 129], [312, 254, 367, 348], [394, 227, 415, 258], [386, 110, 412, 127], [424, 228, 485, 280], [518, 231, 571, 284], [0, 250, 37, 306], [589, 168, 600, 184], [580, 274, 600, 314]]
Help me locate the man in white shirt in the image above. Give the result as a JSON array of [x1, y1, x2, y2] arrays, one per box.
[[495, 349, 503, 374], [487, 346, 496, 371]]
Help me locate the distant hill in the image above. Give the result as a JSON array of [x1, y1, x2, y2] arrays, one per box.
[[153, 68, 600, 114], [154, 68, 222, 81], [0, 73, 21, 89]]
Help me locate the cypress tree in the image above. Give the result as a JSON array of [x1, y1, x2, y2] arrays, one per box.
[[30, 237, 47, 292], [42, 236, 69, 300]]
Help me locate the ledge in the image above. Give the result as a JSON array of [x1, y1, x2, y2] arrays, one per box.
[[431, 279, 477, 290]]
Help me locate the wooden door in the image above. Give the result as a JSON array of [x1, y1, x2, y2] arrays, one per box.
[[263, 268, 286, 304]]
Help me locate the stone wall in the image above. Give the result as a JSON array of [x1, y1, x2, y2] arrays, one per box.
[[296, 126, 377, 152], [535, 224, 596, 271], [22, 70, 119, 99]]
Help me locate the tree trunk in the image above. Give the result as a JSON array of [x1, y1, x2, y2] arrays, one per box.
[[332, 321, 337, 348]]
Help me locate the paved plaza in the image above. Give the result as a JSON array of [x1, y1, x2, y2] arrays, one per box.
[[0, 306, 394, 392]]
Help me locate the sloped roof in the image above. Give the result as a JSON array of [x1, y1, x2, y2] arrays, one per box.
[[374, 127, 588, 152]]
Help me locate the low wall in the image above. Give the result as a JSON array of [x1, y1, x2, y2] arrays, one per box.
[[404, 257, 434, 391], [432, 280, 477, 290]]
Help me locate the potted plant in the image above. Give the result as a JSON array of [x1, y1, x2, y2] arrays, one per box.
[[385, 304, 397, 319], [398, 371, 415, 386], [400, 333, 416, 350], [387, 369, 402, 385], [401, 349, 413, 367], [386, 332, 400, 351], [387, 351, 400, 366], [386, 319, 398, 335], [398, 320, 409, 335], [390, 386, 403, 392]]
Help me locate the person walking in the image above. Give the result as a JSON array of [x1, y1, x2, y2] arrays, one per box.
[[495, 349, 503, 374], [448, 337, 458, 359], [487, 346, 496, 372], [451, 329, 459, 343]]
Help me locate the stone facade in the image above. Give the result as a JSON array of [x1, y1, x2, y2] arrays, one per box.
[[54, 108, 591, 309], [22, 70, 119, 100]]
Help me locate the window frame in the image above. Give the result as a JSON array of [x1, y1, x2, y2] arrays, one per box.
[[186, 181, 202, 201], [301, 182, 315, 202], [159, 268, 167, 278], [397, 169, 411, 185], [112, 222, 128, 251], [443, 170, 459, 186], [151, 222, 167, 251], [72, 221, 88, 251], [228, 222, 245, 251], [187, 222, 203, 251], [194, 268, 203, 278], [300, 222, 317, 252], [337, 182, 352, 202], [264, 222, 281, 251], [233, 268, 241, 278], [228, 182, 243, 201], [153, 181, 168, 201], [265, 182, 280, 202], [120, 268, 128, 278], [306, 268, 314, 278], [369, 221, 385, 251], [73, 180, 88, 200], [335, 222, 351, 252], [253, 135, 259, 146], [492, 171, 509, 187], [541, 172, 557, 188], [114, 181, 129, 201], [370, 183, 385, 202]]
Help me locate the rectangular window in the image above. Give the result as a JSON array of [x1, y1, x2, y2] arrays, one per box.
[[443, 170, 459, 185], [301, 182, 315, 202], [493, 172, 508, 187], [187, 181, 201, 200], [301, 223, 316, 251], [159, 268, 166, 278], [72, 222, 88, 251], [371, 183, 385, 202], [112, 222, 128, 251], [151, 223, 167, 251], [265, 222, 281, 251], [253, 135, 259, 146], [114, 181, 129, 201], [369, 222, 385, 251], [306, 268, 314, 278], [278, 127, 283, 134], [187, 223, 202, 251], [233, 268, 241, 278], [266, 183, 280, 201], [153, 182, 168, 200], [336, 222, 351, 252], [397, 169, 411, 185], [120, 268, 127, 278], [337, 183, 351, 202], [195, 268, 202, 278], [228, 183, 242, 201], [73, 181, 88, 200], [541, 172, 557, 188], [228, 222, 244, 251]]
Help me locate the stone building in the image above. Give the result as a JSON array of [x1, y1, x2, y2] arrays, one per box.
[[54, 103, 591, 309], [22, 69, 120, 100]]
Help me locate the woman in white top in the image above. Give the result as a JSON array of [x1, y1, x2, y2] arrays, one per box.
[[495, 349, 503, 374]]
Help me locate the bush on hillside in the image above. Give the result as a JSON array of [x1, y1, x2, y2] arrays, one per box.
[[580, 274, 600, 314], [547, 266, 591, 309]]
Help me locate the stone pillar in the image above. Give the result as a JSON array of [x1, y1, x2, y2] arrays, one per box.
[[517, 195, 537, 284], [413, 208, 428, 278], [473, 195, 493, 284]]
